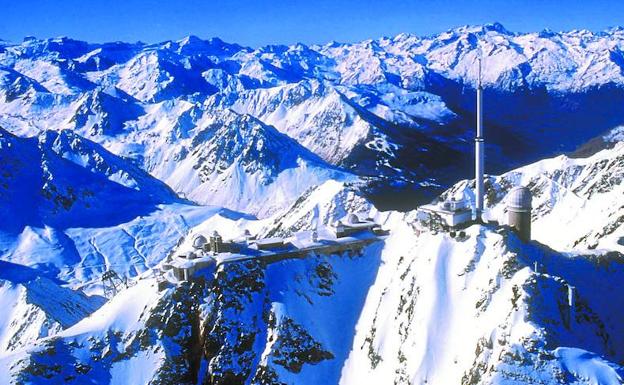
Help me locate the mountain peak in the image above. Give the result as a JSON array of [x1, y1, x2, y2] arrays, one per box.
[[179, 34, 204, 45], [483, 21, 510, 33], [448, 22, 512, 36]]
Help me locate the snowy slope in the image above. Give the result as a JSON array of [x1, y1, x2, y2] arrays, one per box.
[[0, 261, 104, 354], [0, 126, 179, 231], [221, 79, 373, 165], [1, 168, 623, 384], [192, 151, 624, 384], [0, 125, 236, 291], [341, 216, 624, 385], [0, 25, 623, 385], [0, 278, 207, 385], [148, 108, 354, 217], [497, 142, 624, 252]]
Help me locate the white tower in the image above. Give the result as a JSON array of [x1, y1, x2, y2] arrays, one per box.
[[474, 58, 485, 221], [506, 186, 532, 241]]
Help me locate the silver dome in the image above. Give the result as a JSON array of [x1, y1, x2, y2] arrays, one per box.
[[506, 186, 532, 210], [347, 213, 360, 224], [192, 234, 208, 249]]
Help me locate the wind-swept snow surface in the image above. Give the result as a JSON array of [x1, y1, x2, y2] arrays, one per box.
[[341, 218, 624, 385]]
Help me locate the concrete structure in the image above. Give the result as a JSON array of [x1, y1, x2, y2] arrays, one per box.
[[475, 58, 485, 221], [170, 256, 215, 281], [164, 214, 388, 282], [252, 237, 287, 250], [414, 60, 486, 229], [333, 214, 386, 238], [243, 229, 256, 242], [209, 231, 223, 254], [568, 285, 576, 327], [506, 186, 532, 241], [416, 197, 472, 228]]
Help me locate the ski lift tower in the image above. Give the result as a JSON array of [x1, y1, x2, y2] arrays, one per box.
[[101, 270, 127, 298]]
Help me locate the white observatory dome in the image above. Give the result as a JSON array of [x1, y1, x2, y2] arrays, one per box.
[[192, 234, 208, 249], [347, 213, 360, 224], [506, 186, 532, 211]]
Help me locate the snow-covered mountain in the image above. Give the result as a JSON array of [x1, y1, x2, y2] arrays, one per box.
[[0, 278, 205, 385], [3, 128, 623, 384], [144, 107, 353, 217], [0, 126, 178, 230], [2, 23, 624, 207], [1, 24, 624, 385], [0, 125, 247, 290], [0, 261, 105, 355], [2, 173, 623, 384]]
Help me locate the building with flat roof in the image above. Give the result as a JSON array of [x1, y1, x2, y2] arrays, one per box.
[[333, 214, 386, 238], [416, 197, 472, 228]]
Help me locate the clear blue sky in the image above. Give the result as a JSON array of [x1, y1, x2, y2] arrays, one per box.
[[1, 0, 623, 46]]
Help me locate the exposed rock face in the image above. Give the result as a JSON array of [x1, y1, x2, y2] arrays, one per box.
[[2, 220, 623, 384], [201, 258, 341, 384], [2, 280, 207, 385]]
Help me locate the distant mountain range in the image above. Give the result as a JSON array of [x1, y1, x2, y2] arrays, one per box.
[[0, 24, 623, 385], [2, 23, 624, 209]]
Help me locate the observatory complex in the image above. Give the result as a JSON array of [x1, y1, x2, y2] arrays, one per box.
[[163, 213, 388, 282], [416, 59, 533, 241]]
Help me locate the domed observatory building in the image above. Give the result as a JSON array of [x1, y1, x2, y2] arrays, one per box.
[[192, 234, 208, 251], [506, 186, 532, 241]]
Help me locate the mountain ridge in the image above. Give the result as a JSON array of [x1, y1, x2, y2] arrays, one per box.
[[0, 23, 623, 385], [3, 23, 624, 211]]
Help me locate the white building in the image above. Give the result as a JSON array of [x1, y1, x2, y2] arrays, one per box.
[[416, 197, 472, 228], [333, 214, 385, 238]]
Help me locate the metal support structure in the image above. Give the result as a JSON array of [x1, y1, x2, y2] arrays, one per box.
[[101, 270, 127, 298], [475, 58, 485, 221]]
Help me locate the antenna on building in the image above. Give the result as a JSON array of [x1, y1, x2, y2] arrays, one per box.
[[474, 56, 485, 222], [477, 56, 482, 88]]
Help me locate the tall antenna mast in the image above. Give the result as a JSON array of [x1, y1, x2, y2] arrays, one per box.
[[474, 57, 485, 221], [477, 57, 482, 88]]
